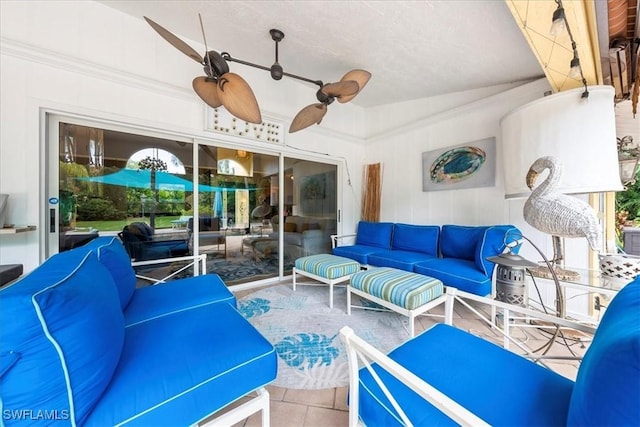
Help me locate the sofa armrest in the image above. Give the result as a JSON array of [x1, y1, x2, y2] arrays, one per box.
[[331, 233, 356, 249]]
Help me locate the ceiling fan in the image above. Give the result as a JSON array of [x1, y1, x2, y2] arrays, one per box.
[[144, 15, 371, 133]]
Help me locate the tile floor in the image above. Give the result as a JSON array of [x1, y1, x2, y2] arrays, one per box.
[[202, 280, 591, 427]]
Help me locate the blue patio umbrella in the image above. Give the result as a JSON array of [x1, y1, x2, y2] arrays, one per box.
[[78, 169, 221, 193], [78, 169, 227, 229], [78, 169, 257, 228]]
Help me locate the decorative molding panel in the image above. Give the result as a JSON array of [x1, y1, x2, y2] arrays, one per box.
[[205, 107, 285, 145]]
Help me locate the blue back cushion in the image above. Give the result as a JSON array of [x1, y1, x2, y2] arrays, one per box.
[[392, 224, 440, 256], [474, 226, 520, 276], [355, 221, 394, 249], [81, 236, 136, 309], [0, 252, 125, 426], [567, 278, 640, 426], [440, 225, 487, 260]]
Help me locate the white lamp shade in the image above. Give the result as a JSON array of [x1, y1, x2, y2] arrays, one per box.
[[501, 86, 623, 198]]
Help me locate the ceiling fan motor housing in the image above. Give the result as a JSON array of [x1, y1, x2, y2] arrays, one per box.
[[270, 63, 284, 80], [316, 87, 335, 105], [204, 51, 229, 78]]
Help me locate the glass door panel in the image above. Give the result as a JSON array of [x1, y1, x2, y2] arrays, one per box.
[[52, 120, 195, 282], [195, 145, 280, 286], [280, 158, 337, 275]]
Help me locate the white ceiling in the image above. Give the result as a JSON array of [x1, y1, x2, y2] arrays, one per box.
[[97, 0, 546, 108]]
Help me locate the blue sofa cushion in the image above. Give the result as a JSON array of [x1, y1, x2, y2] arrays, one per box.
[[124, 274, 236, 326], [391, 224, 439, 256], [440, 225, 487, 261], [414, 258, 493, 296], [79, 236, 137, 309], [368, 250, 437, 272], [357, 323, 574, 426], [474, 225, 519, 277], [567, 278, 640, 426], [333, 245, 382, 265], [0, 252, 124, 426], [84, 303, 277, 426], [355, 221, 394, 249]]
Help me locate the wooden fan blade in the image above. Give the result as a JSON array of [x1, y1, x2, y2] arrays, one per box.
[[337, 69, 371, 103], [289, 103, 327, 133], [217, 73, 262, 124], [322, 81, 359, 98], [193, 76, 222, 108], [144, 16, 203, 64]]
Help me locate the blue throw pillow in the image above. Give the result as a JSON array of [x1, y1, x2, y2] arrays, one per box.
[[392, 223, 439, 256], [355, 221, 394, 249], [83, 236, 137, 309], [474, 226, 519, 276], [0, 252, 125, 426], [440, 225, 486, 260]]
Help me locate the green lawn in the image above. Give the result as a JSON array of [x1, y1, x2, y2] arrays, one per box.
[[75, 216, 182, 232]]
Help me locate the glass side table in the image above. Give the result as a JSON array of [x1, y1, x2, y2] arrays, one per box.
[[527, 266, 629, 325]]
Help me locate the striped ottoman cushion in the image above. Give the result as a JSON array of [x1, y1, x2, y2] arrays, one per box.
[[295, 254, 360, 279], [350, 267, 444, 310]]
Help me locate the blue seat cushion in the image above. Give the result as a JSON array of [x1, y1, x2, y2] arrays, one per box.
[[355, 221, 394, 249], [414, 258, 492, 296], [124, 274, 236, 327], [367, 250, 437, 272], [0, 252, 124, 426], [333, 245, 381, 265], [84, 303, 277, 426], [391, 224, 439, 256], [567, 278, 640, 426], [358, 324, 573, 426]]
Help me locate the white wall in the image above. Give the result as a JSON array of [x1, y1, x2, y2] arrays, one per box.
[[365, 77, 594, 269], [0, 0, 595, 275], [0, 0, 365, 272]]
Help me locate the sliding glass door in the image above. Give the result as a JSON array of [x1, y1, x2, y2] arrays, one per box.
[[48, 115, 338, 287]]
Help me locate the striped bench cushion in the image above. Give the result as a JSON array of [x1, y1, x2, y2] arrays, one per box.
[[295, 254, 360, 279], [350, 267, 444, 310]]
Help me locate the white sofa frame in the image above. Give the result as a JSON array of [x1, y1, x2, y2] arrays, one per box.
[[347, 284, 447, 337], [200, 388, 270, 427]]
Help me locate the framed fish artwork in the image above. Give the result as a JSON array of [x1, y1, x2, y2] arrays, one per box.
[[422, 137, 496, 191]]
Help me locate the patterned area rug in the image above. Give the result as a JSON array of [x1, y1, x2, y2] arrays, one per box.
[[238, 284, 411, 389]]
